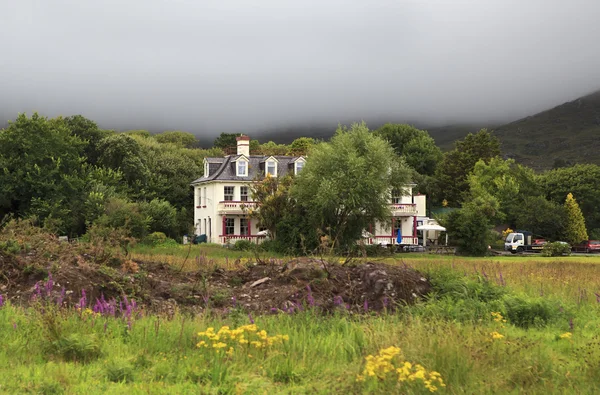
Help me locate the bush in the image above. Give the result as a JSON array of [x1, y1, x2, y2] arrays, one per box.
[[542, 241, 571, 257], [105, 359, 135, 383], [503, 295, 557, 328], [232, 239, 254, 251]]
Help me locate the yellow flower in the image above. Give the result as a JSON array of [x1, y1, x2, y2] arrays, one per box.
[[560, 332, 572, 339], [226, 347, 234, 356], [212, 342, 227, 349], [490, 331, 505, 339]]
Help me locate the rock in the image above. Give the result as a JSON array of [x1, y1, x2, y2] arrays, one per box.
[[249, 277, 271, 288]]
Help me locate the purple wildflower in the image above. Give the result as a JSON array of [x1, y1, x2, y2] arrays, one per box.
[[270, 307, 279, 314], [34, 282, 42, 299], [333, 295, 343, 307], [499, 270, 505, 286], [248, 313, 255, 324], [56, 287, 65, 307], [363, 299, 369, 312], [595, 292, 600, 304], [383, 297, 389, 309], [78, 289, 87, 310], [0, 294, 4, 308], [232, 296, 237, 307], [45, 273, 53, 296], [12, 322, 17, 330]]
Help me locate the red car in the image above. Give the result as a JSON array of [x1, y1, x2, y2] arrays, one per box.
[[572, 240, 600, 253]]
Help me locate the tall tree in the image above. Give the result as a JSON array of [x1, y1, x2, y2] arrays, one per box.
[[286, 137, 315, 156], [0, 113, 87, 233], [97, 134, 149, 195], [374, 124, 442, 175], [435, 129, 501, 205], [564, 193, 588, 244], [213, 133, 239, 151], [291, 122, 411, 252], [540, 164, 600, 238]]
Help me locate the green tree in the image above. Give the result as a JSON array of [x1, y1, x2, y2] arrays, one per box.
[[443, 205, 491, 256], [0, 113, 87, 234], [540, 164, 600, 238], [63, 115, 113, 165], [514, 196, 567, 241], [286, 137, 315, 156], [213, 133, 239, 150], [435, 129, 501, 205], [564, 193, 588, 244], [139, 198, 178, 237], [247, 174, 294, 241], [258, 141, 288, 156], [374, 124, 442, 175], [154, 131, 199, 148], [291, 122, 411, 252], [95, 198, 150, 239], [97, 134, 149, 194]]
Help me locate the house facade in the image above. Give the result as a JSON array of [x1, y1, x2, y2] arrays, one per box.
[[191, 135, 426, 246]]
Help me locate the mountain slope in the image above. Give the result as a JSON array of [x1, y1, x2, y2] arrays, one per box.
[[492, 91, 600, 170]]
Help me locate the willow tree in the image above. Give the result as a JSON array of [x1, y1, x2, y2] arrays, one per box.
[[291, 122, 411, 252]]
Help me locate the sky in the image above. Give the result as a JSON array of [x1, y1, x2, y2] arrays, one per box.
[[1, 0, 600, 137]]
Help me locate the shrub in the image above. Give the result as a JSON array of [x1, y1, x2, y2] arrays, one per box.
[[144, 231, 167, 245], [542, 242, 571, 257], [232, 239, 254, 251], [503, 295, 557, 328]]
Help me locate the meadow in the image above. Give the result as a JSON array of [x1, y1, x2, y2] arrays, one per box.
[[2, 245, 600, 394]]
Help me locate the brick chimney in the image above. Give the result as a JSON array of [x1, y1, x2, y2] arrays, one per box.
[[236, 135, 250, 156]]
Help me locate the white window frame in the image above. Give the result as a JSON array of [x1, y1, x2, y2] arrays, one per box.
[[240, 186, 249, 202], [204, 161, 209, 177], [224, 186, 234, 201], [240, 218, 249, 236], [391, 189, 402, 204], [266, 160, 277, 176], [225, 218, 235, 235], [237, 159, 248, 177], [295, 159, 305, 175]]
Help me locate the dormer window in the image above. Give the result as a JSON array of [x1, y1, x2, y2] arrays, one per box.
[[266, 160, 277, 176], [295, 159, 305, 175], [237, 159, 248, 177]]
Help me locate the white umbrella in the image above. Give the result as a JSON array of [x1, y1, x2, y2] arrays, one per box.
[[256, 230, 269, 236], [416, 224, 446, 231]]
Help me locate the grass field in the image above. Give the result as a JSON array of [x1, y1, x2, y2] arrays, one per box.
[[3, 247, 600, 394]]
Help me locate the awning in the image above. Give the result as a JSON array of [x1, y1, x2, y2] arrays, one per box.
[[416, 224, 446, 231]]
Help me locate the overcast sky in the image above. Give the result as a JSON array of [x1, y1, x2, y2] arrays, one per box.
[[1, 0, 599, 136]]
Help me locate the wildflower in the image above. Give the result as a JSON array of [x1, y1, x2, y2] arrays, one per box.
[[212, 342, 227, 349], [0, 294, 4, 308], [491, 312, 506, 323], [490, 331, 504, 340], [560, 332, 572, 339], [226, 347, 234, 356]]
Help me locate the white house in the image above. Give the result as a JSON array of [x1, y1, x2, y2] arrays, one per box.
[[191, 135, 427, 246]]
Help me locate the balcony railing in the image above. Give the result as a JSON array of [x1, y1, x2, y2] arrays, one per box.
[[389, 203, 418, 215], [364, 236, 418, 246], [217, 201, 258, 214], [219, 235, 266, 245]]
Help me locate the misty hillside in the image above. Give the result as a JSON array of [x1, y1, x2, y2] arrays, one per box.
[[492, 90, 600, 170]]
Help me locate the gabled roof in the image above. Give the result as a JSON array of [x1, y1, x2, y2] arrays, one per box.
[[191, 155, 302, 184]]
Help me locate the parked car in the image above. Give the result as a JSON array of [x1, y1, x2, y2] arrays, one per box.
[[572, 240, 600, 253]]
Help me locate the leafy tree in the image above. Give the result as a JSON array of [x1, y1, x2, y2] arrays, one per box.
[[0, 113, 87, 234], [443, 204, 492, 256], [258, 141, 288, 156], [286, 137, 315, 156], [154, 131, 199, 148], [123, 130, 151, 138], [247, 175, 295, 240], [467, 157, 541, 225], [249, 139, 261, 154], [63, 115, 113, 165], [213, 133, 239, 150], [97, 134, 149, 194], [514, 196, 567, 241], [374, 124, 442, 175], [139, 198, 178, 237], [564, 193, 588, 244], [95, 198, 150, 239], [291, 122, 411, 252], [540, 164, 600, 237], [435, 129, 501, 205]]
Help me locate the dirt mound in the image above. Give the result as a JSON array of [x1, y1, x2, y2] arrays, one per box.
[[1, 223, 431, 314]]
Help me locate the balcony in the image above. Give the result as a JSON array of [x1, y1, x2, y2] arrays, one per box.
[[364, 236, 418, 246], [389, 203, 417, 216], [219, 235, 266, 245], [217, 201, 258, 215]]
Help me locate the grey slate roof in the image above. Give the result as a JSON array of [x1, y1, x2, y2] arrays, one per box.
[[191, 155, 304, 184]]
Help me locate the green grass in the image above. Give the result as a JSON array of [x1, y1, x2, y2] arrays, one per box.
[[5, 250, 600, 393]]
